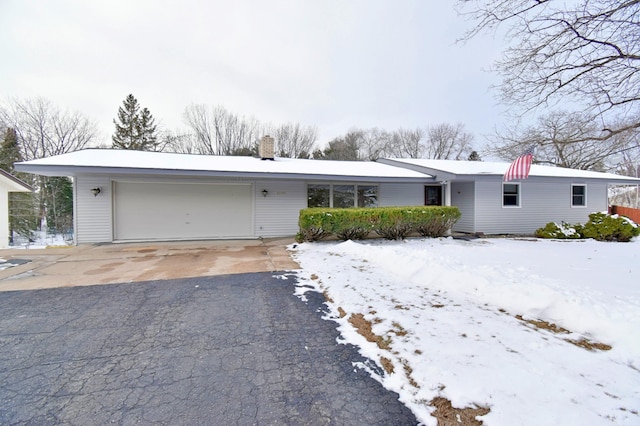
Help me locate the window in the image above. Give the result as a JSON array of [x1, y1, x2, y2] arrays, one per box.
[[357, 185, 378, 207], [333, 185, 355, 208], [502, 183, 520, 207], [307, 184, 378, 208], [572, 184, 586, 207], [307, 184, 330, 207]]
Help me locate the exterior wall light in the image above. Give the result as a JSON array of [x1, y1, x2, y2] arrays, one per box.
[[91, 187, 101, 197], [261, 189, 269, 197]]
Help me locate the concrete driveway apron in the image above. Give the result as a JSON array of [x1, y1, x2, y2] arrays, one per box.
[[0, 238, 299, 291], [0, 240, 417, 425]]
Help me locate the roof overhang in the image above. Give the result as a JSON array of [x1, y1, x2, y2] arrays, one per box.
[[0, 169, 33, 192], [15, 164, 431, 183]]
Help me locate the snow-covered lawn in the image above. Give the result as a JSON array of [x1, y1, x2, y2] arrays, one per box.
[[290, 237, 640, 425]]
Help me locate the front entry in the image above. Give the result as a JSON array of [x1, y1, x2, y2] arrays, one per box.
[[424, 185, 443, 206]]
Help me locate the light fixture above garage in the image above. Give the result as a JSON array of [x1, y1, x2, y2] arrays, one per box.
[[91, 187, 101, 196], [261, 189, 269, 197]]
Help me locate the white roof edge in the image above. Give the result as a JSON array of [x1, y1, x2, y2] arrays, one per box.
[[379, 158, 640, 183], [0, 169, 33, 192], [15, 149, 434, 181]]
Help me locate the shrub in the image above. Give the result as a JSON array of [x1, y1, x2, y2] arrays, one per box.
[[581, 212, 640, 242], [535, 213, 639, 242], [298, 206, 461, 242], [535, 222, 582, 239], [413, 208, 462, 238], [297, 208, 333, 242], [370, 208, 415, 240]]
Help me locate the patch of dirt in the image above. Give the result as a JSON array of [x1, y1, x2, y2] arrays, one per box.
[[566, 338, 612, 351], [515, 315, 611, 351], [348, 313, 391, 350], [380, 357, 394, 374], [430, 397, 490, 426], [400, 358, 418, 388], [391, 321, 408, 337], [337, 307, 347, 318], [515, 315, 570, 334]]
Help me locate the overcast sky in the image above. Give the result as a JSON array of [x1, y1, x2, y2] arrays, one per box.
[[0, 0, 505, 150]]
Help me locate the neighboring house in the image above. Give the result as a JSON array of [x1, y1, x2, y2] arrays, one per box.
[[378, 158, 640, 235], [14, 149, 640, 243], [0, 169, 33, 248]]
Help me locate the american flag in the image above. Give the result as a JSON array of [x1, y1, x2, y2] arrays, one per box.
[[503, 146, 535, 181]]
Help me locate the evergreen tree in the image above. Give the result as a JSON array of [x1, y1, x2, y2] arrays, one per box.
[[0, 128, 38, 243], [467, 151, 482, 161], [0, 128, 22, 171], [43, 176, 73, 235], [112, 94, 159, 150], [137, 107, 158, 151]]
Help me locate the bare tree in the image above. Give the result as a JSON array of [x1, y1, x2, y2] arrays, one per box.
[[0, 97, 98, 239], [486, 110, 636, 170], [318, 124, 475, 161], [183, 104, 216, 154], [183, 104, 259, 155], [0, 97, 97, 160], [424, 123, 474, 160], [358, 128, 390, 161], [386, 128, 426, 159], [458, 0, 640, 137], [269, 122, 317, 158]]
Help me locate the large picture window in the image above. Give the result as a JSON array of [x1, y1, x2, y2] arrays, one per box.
[[502, 183, 520, 207], [572, 184, 586, 207], [307, 184, 330, 207], [307, 184, 378, 208]]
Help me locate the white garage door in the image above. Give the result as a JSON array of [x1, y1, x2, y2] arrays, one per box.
[[113, 182, 253, 241]]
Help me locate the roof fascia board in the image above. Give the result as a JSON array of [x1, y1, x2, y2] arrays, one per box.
[[0, 168, 33, 191]]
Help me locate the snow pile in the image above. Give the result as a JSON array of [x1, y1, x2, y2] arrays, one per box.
[[291, 237, 640, 425]]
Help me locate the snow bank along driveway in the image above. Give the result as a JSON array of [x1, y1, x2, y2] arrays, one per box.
[[291, 237, 640, 426]]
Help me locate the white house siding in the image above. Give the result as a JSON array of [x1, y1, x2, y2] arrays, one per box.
[[450, 182, 475, 233], [75, 175, 113, 244], [473, 178, 608, 234], [254, 179, 306, 238], [0, 181, 11, 248], [378, 183, 424, 206]]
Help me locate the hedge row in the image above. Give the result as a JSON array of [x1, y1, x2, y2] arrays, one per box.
[[297, 206, 461, 242]]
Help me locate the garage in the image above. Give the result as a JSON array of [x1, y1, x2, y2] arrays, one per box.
[[113, 181, 253, 241]]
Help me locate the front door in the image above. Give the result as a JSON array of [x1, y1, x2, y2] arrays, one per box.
[[425, 185, 443, 206]]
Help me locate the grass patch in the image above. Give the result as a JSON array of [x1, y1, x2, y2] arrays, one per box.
[[380, 357, 394, 374], [430, 397, 490, 426], [348, 313, 392, 350], [515, 315, 612, 351]]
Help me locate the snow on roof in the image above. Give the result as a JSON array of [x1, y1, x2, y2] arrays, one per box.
[[382, 158, 640, 182], [15, 149, 431, 180]]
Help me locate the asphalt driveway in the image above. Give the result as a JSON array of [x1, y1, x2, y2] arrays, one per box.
[[0, 272, 417, 425]]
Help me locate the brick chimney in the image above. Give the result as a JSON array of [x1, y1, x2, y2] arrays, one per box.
[[259, 135, 275, 160]]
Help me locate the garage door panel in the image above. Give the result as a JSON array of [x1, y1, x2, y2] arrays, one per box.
[[114, 182, 253, 240]]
